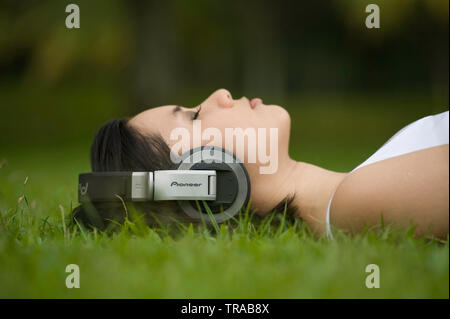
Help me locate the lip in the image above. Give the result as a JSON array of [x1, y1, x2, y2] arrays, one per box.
[[250, 98, 262, 109]]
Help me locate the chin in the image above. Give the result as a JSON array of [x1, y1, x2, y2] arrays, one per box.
[[270, 104, 291, 131]]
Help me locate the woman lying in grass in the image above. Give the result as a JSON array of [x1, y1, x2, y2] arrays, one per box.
[[74, 89, 449, 239]]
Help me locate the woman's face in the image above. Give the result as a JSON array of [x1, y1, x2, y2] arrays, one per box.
[[129, 88, 292, 213]]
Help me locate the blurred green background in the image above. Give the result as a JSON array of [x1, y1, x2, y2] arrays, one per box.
[[0, 0, 448, 150]]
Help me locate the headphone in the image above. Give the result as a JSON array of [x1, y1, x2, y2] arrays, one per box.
[[78, 146, 251, 224]]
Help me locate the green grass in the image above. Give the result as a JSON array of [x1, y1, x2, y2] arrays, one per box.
[[0, 97, 448, 298]]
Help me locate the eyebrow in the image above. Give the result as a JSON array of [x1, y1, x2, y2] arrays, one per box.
[[172, 105, 181, 114]]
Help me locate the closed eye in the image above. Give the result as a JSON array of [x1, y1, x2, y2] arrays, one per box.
[[172, 105, 201, 121], [192, 105, 202, 120]]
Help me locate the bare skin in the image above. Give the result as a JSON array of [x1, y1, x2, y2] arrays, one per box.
[[130, 88, 449, 239], [330, 144, 449, 239]]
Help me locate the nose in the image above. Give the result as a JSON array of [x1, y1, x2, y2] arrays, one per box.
[[209, 88, 234, 108]]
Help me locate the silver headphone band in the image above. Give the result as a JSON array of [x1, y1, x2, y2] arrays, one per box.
[[131, 170, 217, 201]]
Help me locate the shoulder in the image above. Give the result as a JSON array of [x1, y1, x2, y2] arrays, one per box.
[[329, 145, 449, 231]]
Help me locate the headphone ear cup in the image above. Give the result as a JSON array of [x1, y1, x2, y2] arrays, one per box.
[[176, 146, 250, 223]]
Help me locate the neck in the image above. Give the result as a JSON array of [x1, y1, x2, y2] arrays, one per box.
[[278, 158, 347, 235]]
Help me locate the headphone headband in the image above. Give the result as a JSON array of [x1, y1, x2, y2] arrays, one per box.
[[78, 170, 216, 202]]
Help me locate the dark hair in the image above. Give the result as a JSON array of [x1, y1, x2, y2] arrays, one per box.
[[72, 118, 198, 230]]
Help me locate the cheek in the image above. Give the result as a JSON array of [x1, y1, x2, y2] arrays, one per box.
[[160, 120, 195, 154], [201, 107, 291, 148], [207, 111, 251, 129]]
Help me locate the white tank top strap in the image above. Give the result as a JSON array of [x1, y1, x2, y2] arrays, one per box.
[[325, 192, 335, 240], [325, 110, 449, 240]]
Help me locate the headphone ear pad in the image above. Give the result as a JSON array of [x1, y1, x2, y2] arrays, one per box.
[[176, 146, 250, 223]]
